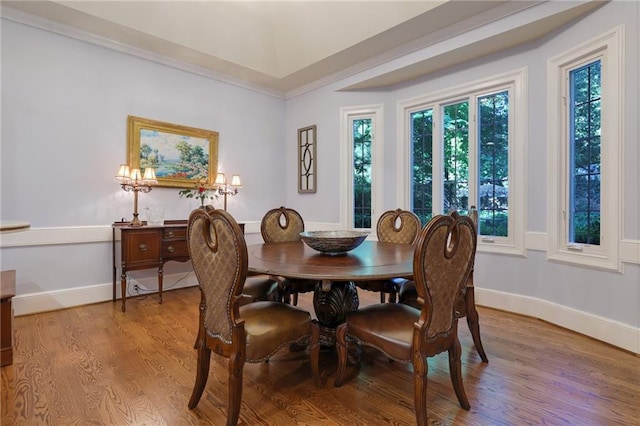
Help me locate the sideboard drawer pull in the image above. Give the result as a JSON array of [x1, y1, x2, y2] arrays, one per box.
[[167, 231, 175, 238], [166, 246, 176, 253], [138, 243, 148, 252]]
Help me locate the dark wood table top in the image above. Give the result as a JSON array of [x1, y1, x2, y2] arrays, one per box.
[[247, 240, 414, 282]]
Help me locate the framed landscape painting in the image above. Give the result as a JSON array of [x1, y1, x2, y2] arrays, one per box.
[[127, 115, 219, 189]]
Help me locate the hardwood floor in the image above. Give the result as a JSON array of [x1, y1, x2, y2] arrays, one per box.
[[2, 286, 638, 425]]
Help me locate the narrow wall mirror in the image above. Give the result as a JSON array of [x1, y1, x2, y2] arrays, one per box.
[[298, 125, 317, 193]]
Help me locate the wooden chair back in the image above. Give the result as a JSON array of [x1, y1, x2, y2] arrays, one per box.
[[376, 209, 421, 245], [398, 207, 489, 362], [413, 213, 477, 341], [355, 209, 421, 303], [261, 206, 305, 243], [187, 208, 246, 345], [187, 208, 322, 424], [334, 213, 477, 424]]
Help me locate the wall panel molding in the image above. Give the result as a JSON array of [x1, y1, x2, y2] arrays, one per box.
[[0, 226, 111, 247], [620, 239, 640, 264], [3, 226, 639, 265], [524, 231, 547, 251]]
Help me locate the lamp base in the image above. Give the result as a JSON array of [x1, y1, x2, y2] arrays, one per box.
[[130, 213, 143, 227]]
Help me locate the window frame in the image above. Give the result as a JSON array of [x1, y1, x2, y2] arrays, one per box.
[[340, 105, 384, 232], [547, 26, 623, 271], [397, 69, 527, 255]]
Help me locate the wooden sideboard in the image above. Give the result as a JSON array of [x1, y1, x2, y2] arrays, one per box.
[[112, 219, 245, 312], [112, 220, 190, 312]]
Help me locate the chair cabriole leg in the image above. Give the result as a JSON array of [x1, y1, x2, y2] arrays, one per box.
[[227, 359, 244, 426], [188, 346, 211, 409], [333, 324, 348, 387], [412, 349, 428, 426], [448, 327, 470, 410], [465, 285, 488, 362], [310, 321, 322, 387]]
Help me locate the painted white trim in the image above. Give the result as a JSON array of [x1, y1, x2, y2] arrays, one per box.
[[620, 239, 640, 264], [3, 225, 638, 266], [525, 231, 547, 252], [0, 6, 287, 100], [524, 232, 639, 265], [13, 272, 199, 316], [242, 221, 261, 235], [13, 283, 113, 316], [475, 287, 639, 354], [339, 104, 384, 231], [0, 0, 544, 101], [546, 25, 624, 272], [396, 68, 527, 256], [0, 226, 111, 247], [0, 222, 263, 248]]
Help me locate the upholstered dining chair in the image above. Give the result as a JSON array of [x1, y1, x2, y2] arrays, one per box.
[[204, 204, 282, 303], [398, 206, 488, 363], [187, 208, 321, 425], [334, 213, 477, 425], [355, 209, 421, 303], [260, 206, 317, 305]]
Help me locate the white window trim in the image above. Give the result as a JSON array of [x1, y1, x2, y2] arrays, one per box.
[[340, 104, 384, 231], [547, 26, 623, 271], [397, 68, 527, 256]]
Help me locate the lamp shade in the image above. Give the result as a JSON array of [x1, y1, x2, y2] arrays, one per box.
[[230, 174, 242, 187], [142, 167, 158, 184], [115, 164, 130, 183], [129, 168, 142, 181], [214, 172, 226, 186]]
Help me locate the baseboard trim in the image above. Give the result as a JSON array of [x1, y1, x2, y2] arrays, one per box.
[[12, 273, 639, 354], [475, 287, 640, 354], [13, 272, 199, 316]]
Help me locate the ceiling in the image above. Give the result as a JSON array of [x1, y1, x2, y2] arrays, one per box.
[[2, 1, 604, 98]]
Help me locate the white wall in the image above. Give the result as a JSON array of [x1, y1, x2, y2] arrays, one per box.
[[284, 1, 640, 351], [1, 19, 287, 226], [1, 2, 639, 352], [0, 18, 287, 304]]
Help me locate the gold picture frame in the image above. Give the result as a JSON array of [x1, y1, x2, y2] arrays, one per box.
[[298, 125, 317, 193], [127, 115, 219, 189]]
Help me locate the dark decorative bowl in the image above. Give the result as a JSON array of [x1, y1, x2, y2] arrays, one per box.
[[299, 230, 368, 255]]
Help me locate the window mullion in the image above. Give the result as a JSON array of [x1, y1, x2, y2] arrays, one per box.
[[468, 96, 478, 216], [431, 107, 444, 218]]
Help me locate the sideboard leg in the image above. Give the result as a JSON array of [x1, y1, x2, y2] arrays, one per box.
[[158, 267, 164, 304], [120, 273, 127, 312]]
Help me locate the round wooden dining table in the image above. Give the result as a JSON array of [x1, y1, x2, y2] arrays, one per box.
[[247, 240, 414, 336]]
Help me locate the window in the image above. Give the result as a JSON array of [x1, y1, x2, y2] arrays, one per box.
[[443, 101, 470, 214], [400, 69, 525, 255], [410, 109, 433, 224], [340, 105, 384, 231], [547, 26, 622, 270], [569, 61, 601, 245], [353, 118, 372, 228], [478, 91, 510, 237]]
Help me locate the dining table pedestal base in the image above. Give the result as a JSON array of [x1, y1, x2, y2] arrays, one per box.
[[313, 280, 359, 346]]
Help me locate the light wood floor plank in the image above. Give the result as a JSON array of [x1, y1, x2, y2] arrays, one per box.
[[2, 286, 639, 425]]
